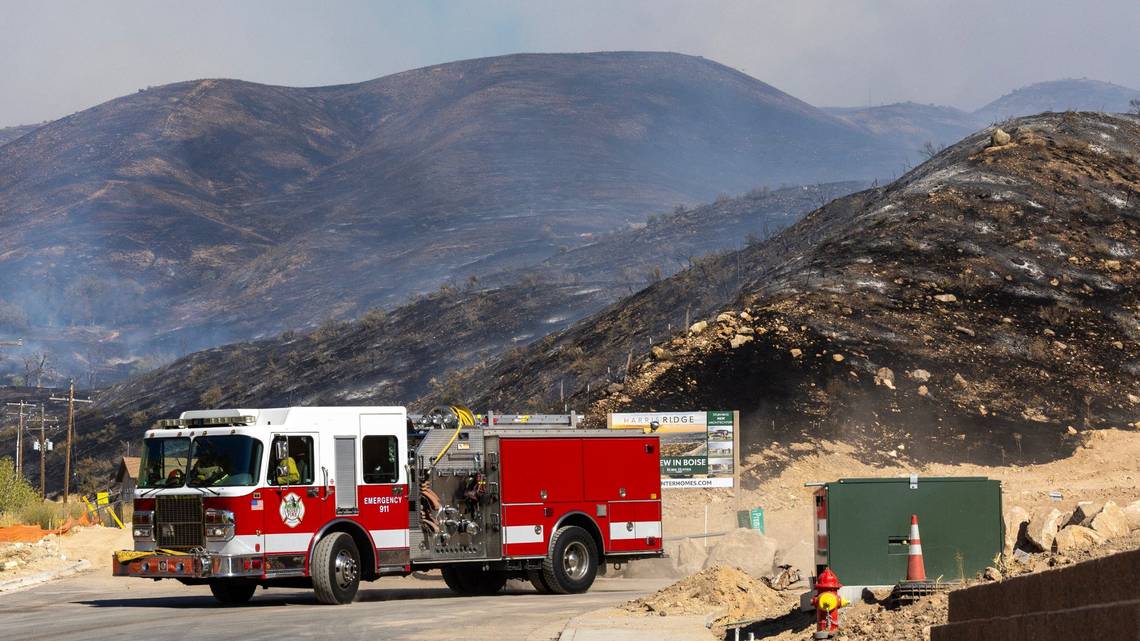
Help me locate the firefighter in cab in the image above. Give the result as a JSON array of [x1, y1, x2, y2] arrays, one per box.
[[273, 437, 300, 485]]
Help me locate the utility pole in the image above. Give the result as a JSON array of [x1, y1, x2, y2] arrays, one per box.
[[49, 381, 92, 503], [36, 406, 60, 500], [4, 400, 37, 479]]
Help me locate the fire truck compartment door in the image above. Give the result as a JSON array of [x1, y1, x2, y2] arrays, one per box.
[[334, 436, 358, 514]]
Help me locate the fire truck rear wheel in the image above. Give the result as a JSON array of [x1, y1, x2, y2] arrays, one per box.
[[208, 579, 257, 605], [542, 525, 598, 594], [527, 568, 555, 594], [312, 532, 361, 605]]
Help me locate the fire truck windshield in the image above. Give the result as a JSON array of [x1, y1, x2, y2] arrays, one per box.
[[188, 436, 264, 487], [138, 437, 190, 488]]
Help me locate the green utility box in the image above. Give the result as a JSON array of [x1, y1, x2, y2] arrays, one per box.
[[813, 476, 1003, 586]]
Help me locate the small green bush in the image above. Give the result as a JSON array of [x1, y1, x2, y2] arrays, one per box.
[[0, 457, 39, 516], [16, 502, 82, 530]]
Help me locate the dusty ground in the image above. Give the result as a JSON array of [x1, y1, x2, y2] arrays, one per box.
[[0, 525, 130, 584], [661, 428, 1140, 572], [640, 428, 1140, 640]]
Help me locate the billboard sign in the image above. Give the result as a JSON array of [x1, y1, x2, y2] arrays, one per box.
[[609, 410, 736, 488]]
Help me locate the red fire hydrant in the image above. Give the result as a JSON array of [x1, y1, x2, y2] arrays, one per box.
[[810, 567, 850, 639]]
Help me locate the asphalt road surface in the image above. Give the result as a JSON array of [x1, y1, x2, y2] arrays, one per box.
[[0, 573, 671, 641]]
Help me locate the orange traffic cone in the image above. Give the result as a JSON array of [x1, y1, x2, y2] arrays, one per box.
[[906, 514, 926, 581]]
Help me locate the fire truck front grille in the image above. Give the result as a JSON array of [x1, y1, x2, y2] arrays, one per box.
[[155, 495, 204, 550]]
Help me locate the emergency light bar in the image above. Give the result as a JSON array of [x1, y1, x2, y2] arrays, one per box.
[[154, 416, 257, 428]]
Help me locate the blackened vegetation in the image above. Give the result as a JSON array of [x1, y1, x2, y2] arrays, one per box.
[[82, 182, 855, 438]]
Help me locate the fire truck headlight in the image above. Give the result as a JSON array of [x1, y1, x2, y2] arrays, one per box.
[[204, 509, 235, 541], [132, 510, 154, 542]]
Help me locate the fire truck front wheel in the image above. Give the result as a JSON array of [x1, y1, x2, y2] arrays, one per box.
[[312, 532, 361, 605], [209, 579, 257, 605], [542, 525, 598, 594]]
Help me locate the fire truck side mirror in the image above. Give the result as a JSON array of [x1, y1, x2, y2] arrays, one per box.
[[274, 439, 289, 461]]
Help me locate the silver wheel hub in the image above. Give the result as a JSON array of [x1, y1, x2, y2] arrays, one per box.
[[334, 549, 358, 589], [562, 541, 589, 581]]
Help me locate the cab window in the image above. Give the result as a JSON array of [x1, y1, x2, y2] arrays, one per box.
[[268, 435, 314, 485], [362, 435, 398, 484]]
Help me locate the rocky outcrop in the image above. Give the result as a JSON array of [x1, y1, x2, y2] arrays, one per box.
[[1024, 507, 1067, 552], [1053, 525, 1106, 553], [1089, 501, 1132, 539]]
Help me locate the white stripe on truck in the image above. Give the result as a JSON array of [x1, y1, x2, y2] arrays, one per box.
[[609, 521, 662, 540], [503, 525, 544, 544]]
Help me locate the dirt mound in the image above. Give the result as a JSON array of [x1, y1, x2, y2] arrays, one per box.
[[624, 565, 789, 623]]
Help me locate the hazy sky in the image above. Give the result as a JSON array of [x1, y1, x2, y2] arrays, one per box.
[[2, 0, 1138, 127]]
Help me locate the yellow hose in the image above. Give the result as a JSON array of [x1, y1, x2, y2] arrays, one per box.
[[426, 405, 475, 472]]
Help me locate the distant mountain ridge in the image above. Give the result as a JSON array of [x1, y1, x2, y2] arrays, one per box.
[[827, 79, 1140, 155], [974, 78, 1140, 124], [0, 52, 902, 382]]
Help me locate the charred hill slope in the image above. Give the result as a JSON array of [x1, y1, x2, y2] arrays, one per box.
[[0, 52, 902, 381], [445, 112, 1140, 469], [84, 182, 860, 436]]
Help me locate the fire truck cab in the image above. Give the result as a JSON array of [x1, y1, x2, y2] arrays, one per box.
[[113, 406, 663, 605]]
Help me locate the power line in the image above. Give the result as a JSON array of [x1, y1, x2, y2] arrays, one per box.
[[49, 380, 93, 504], [4, 400, 37, 479]]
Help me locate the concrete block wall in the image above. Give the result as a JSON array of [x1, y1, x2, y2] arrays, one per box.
[[931, 549, 1140, 640]]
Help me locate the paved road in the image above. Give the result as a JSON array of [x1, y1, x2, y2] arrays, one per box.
[[0, 573, 672, 641]]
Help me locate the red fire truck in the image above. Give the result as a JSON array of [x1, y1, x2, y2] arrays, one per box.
[[113, 406, 663, 605]]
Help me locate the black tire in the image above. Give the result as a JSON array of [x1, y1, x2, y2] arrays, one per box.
[[209, 580, 257, 605], [312, 531, 361, 605], [542, 525, 598, 594], [441, 566, 474, 595], [527, 568, 555, 594], [442, 566, 507, 596]]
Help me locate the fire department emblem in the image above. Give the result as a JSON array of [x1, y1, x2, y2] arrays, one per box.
[[279, 492, 305, 528]]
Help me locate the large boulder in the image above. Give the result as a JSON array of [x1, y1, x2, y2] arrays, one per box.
[[1003, 506, 1030, 554], [1024, 507, 1067, 552], [1067, 501, 1103, 528], [703, 528, 778, 580], [1123, 500, 1140, 531], [1090, 501, 1131, 539], [675, 537, 710, 576], [1053, 525, 1106, 553]]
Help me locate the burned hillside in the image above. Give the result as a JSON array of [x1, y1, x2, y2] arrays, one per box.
[[456, 112, 1140, 469], [75, 182, 854, 456]]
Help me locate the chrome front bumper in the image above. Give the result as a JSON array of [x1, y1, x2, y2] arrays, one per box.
[[112, 551, 265, 579]]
